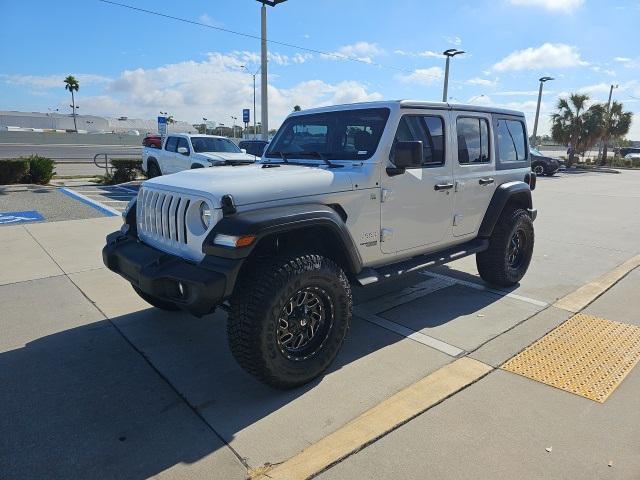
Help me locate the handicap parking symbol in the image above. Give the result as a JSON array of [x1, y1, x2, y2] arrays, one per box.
[[0, 211, 44, 225]]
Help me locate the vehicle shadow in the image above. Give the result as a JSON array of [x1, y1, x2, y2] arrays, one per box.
[[0, 270, 503, 478]]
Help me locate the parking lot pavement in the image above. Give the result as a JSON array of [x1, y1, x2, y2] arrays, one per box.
[[59, 183, 141, 215], [1, 170, 639, 479]]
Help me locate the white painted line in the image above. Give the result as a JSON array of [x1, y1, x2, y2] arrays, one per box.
[[92, 200, 129, 203], [115, 185, 140, 193], [85, 194, 134, 199], [420, 271, 548, 308], [355, 308, 465, 357], [59, 187, 120, 216], [357, 276, 454, 314]]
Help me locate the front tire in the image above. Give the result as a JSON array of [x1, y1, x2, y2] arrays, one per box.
[[228, 254, 352, 389], [476, 208, 534, 287], [132, 284, 180, 311]]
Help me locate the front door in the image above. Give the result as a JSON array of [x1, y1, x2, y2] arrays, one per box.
[[380, 111, 454, 254], [451, 112, 496, 237]]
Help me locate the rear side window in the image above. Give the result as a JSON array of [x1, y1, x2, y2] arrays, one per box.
[[497, 119, 527, 162], [394, 115, 445, 167], [456, 117, 490, 164], [165, 136, 178, 152]]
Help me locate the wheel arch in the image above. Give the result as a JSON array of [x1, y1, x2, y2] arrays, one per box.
[[203, 203, 362, 278], [478, 181, 533, 238]]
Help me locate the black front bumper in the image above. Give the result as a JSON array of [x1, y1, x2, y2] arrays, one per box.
[[102, 231, 241, 316]]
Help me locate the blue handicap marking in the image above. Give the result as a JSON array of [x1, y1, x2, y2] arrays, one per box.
[[0, 211, 44, 225]]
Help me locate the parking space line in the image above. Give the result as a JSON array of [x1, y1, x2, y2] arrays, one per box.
[[420, 271, 549, 308], [355, 308, 465, 357], [59, 188, 120, 216], [553, 255, 640, 313], [252, 358, 492, 480]]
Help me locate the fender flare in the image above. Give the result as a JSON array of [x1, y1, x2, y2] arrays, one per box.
[[202, 203, 362, 274], [478, 181, 533, 238]]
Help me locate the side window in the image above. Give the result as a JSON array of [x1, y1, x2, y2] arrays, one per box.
[[497, 119, 526, 163], [165, 136, 178, 152], [177, 137, 190, 154], [456, 117, 490, 164], [393, 115, 445, 167]]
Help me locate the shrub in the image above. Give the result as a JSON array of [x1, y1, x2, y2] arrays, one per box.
[[107, 158, 143, 184], [26, 155, 55, 184], [0, 159, 30, 184]]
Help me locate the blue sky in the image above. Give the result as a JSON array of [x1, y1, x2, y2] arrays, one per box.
[[1, 0, 639, 137]]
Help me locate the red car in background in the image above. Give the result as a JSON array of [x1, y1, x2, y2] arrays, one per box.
[[142, 134, 162, 149]]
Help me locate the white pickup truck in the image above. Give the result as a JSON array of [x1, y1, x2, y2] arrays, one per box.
[[142, 133, 256, 177]]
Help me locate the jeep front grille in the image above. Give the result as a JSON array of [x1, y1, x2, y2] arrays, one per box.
[[137, 188, 190, 245]]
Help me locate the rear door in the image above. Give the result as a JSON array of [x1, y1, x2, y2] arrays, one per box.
[[380, 110, 454, 254], [451, 112, 496, 237]]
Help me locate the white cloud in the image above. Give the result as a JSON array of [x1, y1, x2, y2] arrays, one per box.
[[614, 57, 631, 63], [72, 52, 382, 128], [508, 0, 584, 12], [1, 73, 110, 89], [444, 36, 462, 46], [492, 43, 588, 71], [396, 67, 444, 86], [494, 90, 549, 96], [465, 77, 498, 87], [322, 42, 383, 63], [394, 49, 442, 58]]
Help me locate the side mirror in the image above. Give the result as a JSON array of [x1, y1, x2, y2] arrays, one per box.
[[177, 146, 189, 155], [240, 148, 247, 153], [388, 141, 422, 176]]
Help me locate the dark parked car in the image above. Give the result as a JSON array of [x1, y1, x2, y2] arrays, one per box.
[[530, 147, 564, 176], [238, 140, 268, 157]]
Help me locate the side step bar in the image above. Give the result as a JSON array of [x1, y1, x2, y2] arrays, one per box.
[[356, 239, 489, 286]]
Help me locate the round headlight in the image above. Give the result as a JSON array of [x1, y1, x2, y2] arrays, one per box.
[[199, 202, 212, 229]]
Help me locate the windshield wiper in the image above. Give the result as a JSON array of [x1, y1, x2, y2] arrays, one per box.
[[298, 151, 342, 168], [269, 151, 289, 164]]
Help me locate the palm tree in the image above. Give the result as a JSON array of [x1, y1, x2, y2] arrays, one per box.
[[551, 93, 603, 166], [64, 75, 80, 132], [599, 101, 632, 165]]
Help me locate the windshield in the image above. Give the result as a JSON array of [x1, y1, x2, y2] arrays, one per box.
[[191, 137, 241, 153], [265, 108, 390, 160], [529, 147, 543, 156]]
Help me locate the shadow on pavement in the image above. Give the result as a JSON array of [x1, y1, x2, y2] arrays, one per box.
[[0, 270, 503, 478]]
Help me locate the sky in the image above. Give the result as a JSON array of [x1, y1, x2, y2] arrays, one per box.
[[1, 0, 639, 138]]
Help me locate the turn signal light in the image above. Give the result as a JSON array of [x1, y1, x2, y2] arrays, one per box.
[[214, 234, 256, 248]]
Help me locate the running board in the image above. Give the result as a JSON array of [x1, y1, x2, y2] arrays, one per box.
[[356, 239, 489, 286]]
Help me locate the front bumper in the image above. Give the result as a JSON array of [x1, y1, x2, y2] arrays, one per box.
[[102, 231, 240, 316]]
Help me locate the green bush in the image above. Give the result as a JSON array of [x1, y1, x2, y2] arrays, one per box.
[[107, 158, 143, 184], [26, 155, 55, 184], [0, 159, 30, 184], [632, 158, 640, 168]]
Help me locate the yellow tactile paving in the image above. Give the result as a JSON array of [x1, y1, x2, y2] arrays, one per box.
[[501, 313, 640, 403]]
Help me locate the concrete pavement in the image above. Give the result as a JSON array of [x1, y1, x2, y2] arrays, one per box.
[[1, 170, 639, 479]]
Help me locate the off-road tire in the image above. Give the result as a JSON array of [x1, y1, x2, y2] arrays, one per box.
[[476, 208, 534, 287], [228, 254, 352, 389], [132, 284, 180, 311], [147, 161, 161, 178]]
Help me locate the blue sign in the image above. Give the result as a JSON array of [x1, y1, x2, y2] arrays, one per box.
[[0, 210, 44, 225], [157, 116, 168, 137], [243, 109, 250, 123]]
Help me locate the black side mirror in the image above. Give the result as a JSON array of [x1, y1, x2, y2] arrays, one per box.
[[387, 141, 423, 176]]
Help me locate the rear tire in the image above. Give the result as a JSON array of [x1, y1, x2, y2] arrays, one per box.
[[147, 161, 161, 178], [132, 285, 180, 311], [228, 254, 352, 389], [476, 208, 534, 287]]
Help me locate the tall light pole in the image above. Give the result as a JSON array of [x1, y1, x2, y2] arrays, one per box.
[[442, 49, 464, 103], [242, 64, 261, 139], [202, 117, 208, 134], [531, 76, 554, 147], [256, 0, 287, 140], [230, 116, 238, 138], [600, 84, 619, 165]]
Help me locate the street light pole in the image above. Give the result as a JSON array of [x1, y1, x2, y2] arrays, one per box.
[[242, 65, 261, 139], [442, 49, 464, 103], [257, 0, 287, 141], [600, 84, 619, 165], [532, 76, 554, 148], [231, 116, 237, 139]]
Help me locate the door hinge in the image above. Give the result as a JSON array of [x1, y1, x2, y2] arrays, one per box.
[[381, 189, 393, 203], [380, 228, 393, 242], [453, 214, 463, 226]]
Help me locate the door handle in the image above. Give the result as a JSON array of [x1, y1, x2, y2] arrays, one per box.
[[434, 183, 454, 191], [479, 177, 495, 185]]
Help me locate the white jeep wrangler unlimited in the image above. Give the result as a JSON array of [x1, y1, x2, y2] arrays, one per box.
[[104, 101, 536, 389]]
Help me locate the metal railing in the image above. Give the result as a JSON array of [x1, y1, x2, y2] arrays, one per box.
[[93, 152, 141, 174]]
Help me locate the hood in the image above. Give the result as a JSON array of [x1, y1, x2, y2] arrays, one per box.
[[144, 163, 354, 207], [197, 152, 257, 163]]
